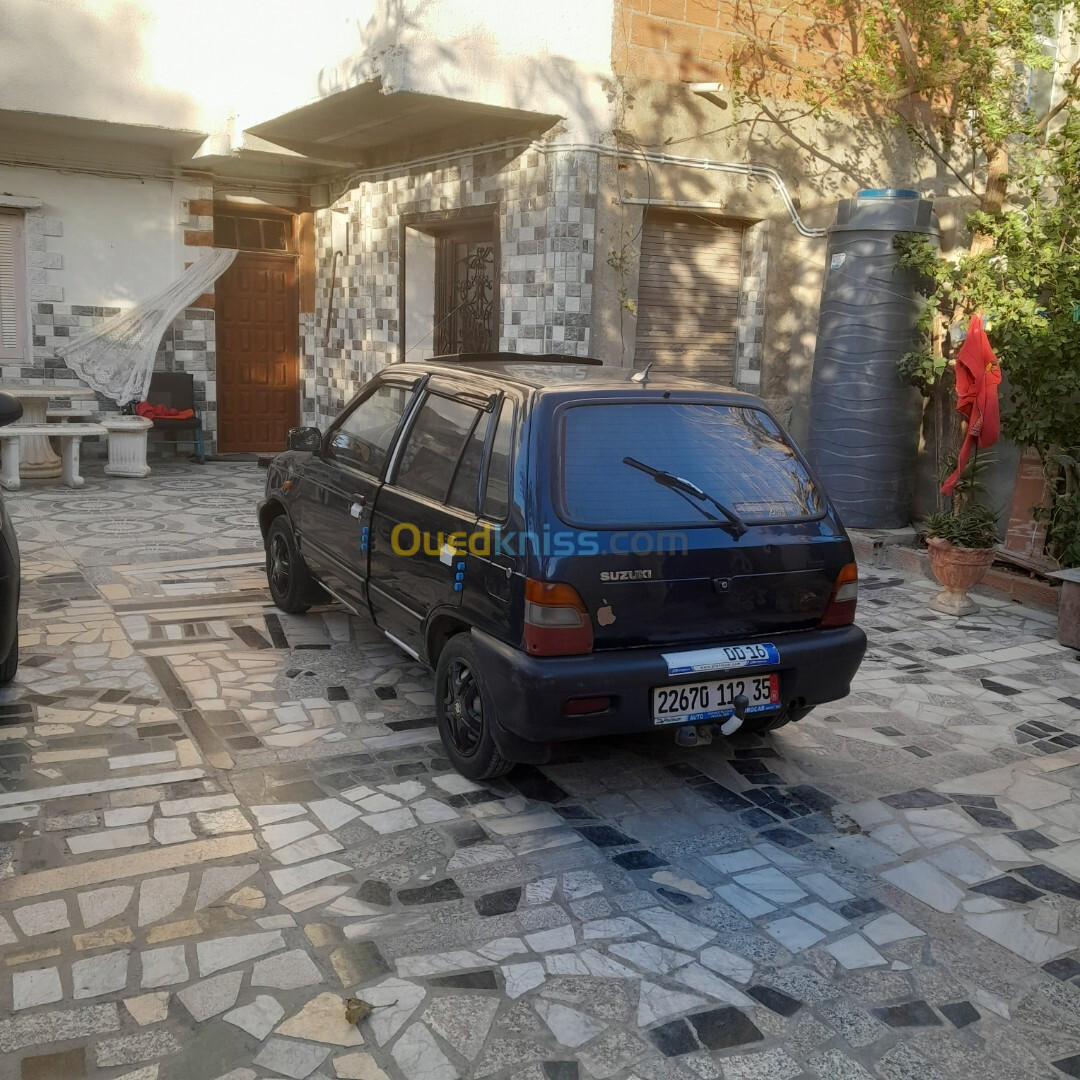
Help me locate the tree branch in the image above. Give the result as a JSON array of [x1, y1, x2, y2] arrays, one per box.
[[1035, 56, 1080, 134]]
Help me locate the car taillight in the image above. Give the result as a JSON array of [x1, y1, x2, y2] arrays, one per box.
[[563, 696, 611, 715], [820, 562, 859, 628], [524, 578, 594, 656]]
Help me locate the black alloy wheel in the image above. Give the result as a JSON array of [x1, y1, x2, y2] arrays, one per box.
[[442, 657, 484, 757], [434, 633, 513, 780]]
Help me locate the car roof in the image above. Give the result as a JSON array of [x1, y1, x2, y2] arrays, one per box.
[[404, 353, 759, 400]]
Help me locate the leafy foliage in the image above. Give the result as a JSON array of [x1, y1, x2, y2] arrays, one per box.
[[896, 112, 1080, 564], [896, 347, 949, 393], [1039, 492, 1080, 566], [729, 0, 1062, 201], [728, 0, 1079, 563], [922, 501, 1000, 548], [939, 450, 996, 502], [817, 0, 1057, 146]]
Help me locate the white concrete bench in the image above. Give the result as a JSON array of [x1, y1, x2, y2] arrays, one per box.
[[0, 423, 107, 490]]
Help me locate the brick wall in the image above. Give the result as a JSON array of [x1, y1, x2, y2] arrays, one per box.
[[613, 0, 848, 98]]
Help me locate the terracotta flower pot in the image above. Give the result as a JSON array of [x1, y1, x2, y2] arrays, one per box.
[[926, 537, 995, 616]]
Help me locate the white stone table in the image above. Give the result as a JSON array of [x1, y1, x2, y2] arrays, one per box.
[[4, 382, 99, 479], [101, 416, 152, 478]]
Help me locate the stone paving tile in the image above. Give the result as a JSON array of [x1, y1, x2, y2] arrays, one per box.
[[1, 463, 1080, 1078]]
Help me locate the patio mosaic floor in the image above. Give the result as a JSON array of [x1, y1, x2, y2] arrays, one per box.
[[1, 461, 1080, 1080]]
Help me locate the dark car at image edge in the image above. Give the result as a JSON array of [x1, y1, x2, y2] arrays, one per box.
[[258, 354, 867, 779], [0, 390, 23, 685]]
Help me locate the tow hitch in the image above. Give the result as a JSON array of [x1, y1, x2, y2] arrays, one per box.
[[674, 694, 749, 747]]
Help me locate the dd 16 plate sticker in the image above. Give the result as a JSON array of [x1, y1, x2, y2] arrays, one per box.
[[661, 642, 780, 677]]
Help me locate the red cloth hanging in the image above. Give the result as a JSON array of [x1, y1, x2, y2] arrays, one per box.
[[136, 401, 195, 421], [941, 315, 1002, 496]]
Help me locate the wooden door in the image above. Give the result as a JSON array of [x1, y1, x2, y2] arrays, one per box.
[[216, 253, 299, 453], [634, 213, 744, 384]]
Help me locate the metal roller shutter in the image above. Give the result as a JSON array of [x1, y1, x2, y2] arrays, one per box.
[[634, 212, 743, 384]]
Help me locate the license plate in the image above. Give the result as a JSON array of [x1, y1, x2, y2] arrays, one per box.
[[652, 673, 780, 726]]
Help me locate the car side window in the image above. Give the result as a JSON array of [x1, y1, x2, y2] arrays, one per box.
[[446, 410, 490, 513], [482, 397, 514, 520], [395, 393, 482, 503], [329, 382, 416, 475]]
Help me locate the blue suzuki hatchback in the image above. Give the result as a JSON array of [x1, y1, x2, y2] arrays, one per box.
[[259, 355, 866, 778]]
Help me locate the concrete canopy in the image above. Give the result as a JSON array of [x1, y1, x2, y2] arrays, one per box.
[[245, 79, 561, 169]]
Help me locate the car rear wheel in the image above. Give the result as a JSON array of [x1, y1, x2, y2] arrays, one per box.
[[743, 704, 813, 734], [265, 516, 313, 614], [743, 712, 791, 733], [435, 634, 513, 780], [0, 637, 16, 686]]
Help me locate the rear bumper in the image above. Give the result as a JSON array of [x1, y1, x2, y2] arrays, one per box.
[[473, 624, 867, 761]]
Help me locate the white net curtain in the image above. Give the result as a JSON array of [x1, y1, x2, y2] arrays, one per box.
[[56, 248, 238, 405]]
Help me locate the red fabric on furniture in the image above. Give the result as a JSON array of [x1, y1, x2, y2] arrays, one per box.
[[136, 401, 195, 421]]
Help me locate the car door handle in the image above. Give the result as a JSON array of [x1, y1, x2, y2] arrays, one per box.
[[350, 493, 365, 518]]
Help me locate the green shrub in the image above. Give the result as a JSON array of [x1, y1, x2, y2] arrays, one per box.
[[922, 503, 999, 549]]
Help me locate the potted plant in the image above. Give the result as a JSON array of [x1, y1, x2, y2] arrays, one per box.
[[922, 501, 999, 615]]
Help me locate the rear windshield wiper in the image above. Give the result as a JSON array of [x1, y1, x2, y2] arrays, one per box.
[[622, 456, 749, 537]]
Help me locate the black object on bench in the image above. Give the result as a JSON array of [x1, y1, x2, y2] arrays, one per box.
[[145, 372, 205, 464]]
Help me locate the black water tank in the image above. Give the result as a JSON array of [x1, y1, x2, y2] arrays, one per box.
[[805, 190, 939, 529]]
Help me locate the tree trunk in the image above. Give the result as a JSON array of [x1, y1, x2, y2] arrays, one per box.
[[970, 142, 1009, 256]]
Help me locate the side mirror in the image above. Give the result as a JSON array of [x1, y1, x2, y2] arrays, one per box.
[[0, 392, 23, 429], [286, 427, 322, 452]]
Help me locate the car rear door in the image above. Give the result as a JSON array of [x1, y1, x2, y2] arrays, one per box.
[[294, 374, 421, 609], [366, 378, 498, 656], [537, 392, 853, 649]]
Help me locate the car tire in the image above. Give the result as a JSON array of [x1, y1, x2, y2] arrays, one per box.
[[265, 516, 314, 614], [435, 633, 513, 780], [0, 637, 16, 686], [744, 704, 813, 734], [744, 712, 791, 733]]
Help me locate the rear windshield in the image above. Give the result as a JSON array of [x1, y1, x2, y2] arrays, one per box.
[[560, 402, 823, 527]]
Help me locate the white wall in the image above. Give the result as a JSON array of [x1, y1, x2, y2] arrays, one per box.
[[404, 228, 436, 360], [0, 0, 362, 137], [1, 0, 617, 157], [319, 0, 617, 140], [0, 165, 183, 306]]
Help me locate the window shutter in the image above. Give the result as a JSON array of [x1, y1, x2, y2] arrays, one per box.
[[633, 213, 743, 384], [0, 212, 27, 363]]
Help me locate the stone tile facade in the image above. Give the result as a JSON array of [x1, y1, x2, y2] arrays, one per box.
[[299, 312, 318, 428], [735, 220, 768, 391], [309, 146, 598, 427], [152, 307, 217, 443], [2, 181, 221, 453], [14, 303, 218, 453]]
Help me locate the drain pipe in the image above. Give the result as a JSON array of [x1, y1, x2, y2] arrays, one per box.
[[536, 141, 827, 239], [325, 135, 825, 238]]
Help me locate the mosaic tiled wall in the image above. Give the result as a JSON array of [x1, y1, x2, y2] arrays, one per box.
[[310, 147, 598, 427], [13, 302, 217, 454], [152, 307, 217, 452], [1, 182, 219, 453], [299, 313, 318, 428], [735, 221, 768, 391]]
